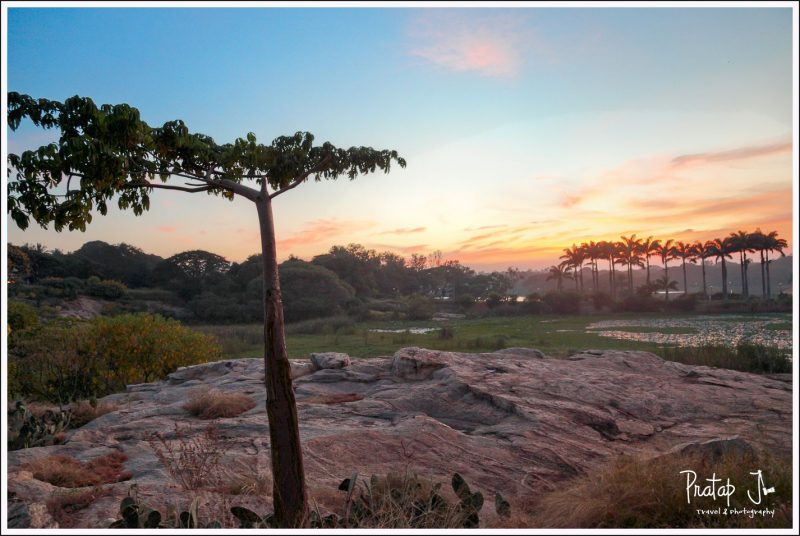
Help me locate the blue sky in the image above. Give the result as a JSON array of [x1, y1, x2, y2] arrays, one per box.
[[5, 6, 794, 270]]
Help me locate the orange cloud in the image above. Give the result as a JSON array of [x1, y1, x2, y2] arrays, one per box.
[[156, 225, 177, 233]]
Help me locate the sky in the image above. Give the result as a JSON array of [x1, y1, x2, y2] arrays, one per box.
[[4, 5, 795, 271]]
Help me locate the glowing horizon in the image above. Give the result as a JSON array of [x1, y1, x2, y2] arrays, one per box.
[[5, 7, 794, 272]]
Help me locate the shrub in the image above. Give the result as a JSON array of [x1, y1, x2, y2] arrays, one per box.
[[7, 300, 39, 333], [615, 295, 662, 313], [26, 451, 131, 488], [68, 400, 119, 428], [148, 423, 227, 490], [665, 293, 697, 312], [183, 389, 256, 419], [406, 294, 435, 320], [86, 276, 128, 300], [9, 314, 222, 403], [542, 291, 581, 314]]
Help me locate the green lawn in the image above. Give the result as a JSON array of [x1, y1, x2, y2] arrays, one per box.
[[196, 313, 689, 359]]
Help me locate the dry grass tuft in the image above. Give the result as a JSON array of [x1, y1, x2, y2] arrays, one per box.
[[529, 449, 792, 529], [217, 462, 272, 496], [68, 400, 119, 428], [46, 486, 111, 527], [27, 451, 131, 488], [148, 423, 227, 491], [183, 389, 256, 419], [303, 393, 364, 405]]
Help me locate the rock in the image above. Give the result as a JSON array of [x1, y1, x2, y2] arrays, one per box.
[[494, 348, 546, 359], [674, 437, 756, 461], [7, 495, 31, 528], [7, 349, 790, 528], [310, 352, 352, 371]]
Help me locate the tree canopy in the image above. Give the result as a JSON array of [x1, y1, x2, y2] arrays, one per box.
[[7, 92, 406, 231]]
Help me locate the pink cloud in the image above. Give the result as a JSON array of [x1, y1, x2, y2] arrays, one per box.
[[156, 225, 177, 233], [277, 218, 376, 250], [670, 142, 792, 169], [407, 12, 529, 78]]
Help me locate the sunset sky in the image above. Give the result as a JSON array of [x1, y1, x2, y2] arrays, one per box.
[[5, 6, 795, 271]]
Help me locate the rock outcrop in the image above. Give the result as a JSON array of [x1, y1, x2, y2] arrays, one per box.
[[7, 347, 791, 528]]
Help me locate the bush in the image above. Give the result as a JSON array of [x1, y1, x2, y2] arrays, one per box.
[[9, 314, 222, 403], [86, 276, 128, 300], [405, 294, 435, 320], [542, 291, 581, 314], [658, 342, 790, 374], [7, 300, 38, 333], [39, 277, 84, 299]]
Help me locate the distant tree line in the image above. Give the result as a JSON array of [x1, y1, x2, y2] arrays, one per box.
[[7, 241, 521, 323], [552, 229, 789, 301]]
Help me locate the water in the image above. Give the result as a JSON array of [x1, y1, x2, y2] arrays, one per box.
[[585, 314, 791, 350], [369, 327, 438, 334]]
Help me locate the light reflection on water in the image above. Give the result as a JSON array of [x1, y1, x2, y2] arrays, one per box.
[[585, 315, 792, 350]]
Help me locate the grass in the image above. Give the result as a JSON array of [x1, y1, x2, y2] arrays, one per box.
[[183, 389, 256, 419], [527, 449, 792, 528], [47, 486, 111, 528], [68, 400, 119, 428], [657, 343, 791, 374], [26, 451, 131, 488], [195, 312, 790, 368]]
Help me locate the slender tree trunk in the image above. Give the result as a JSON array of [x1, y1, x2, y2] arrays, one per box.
[[701, 260, 707, 299], [608, 259, 614, 298], [646, 256, 651, 284], [664, 260, 669, 301], [256, 196, 308, 528], [682, 258, 687, 296], [742, 252, 749, 297], [760, 251, 766, 296], [765, 250, 771, 297], [579, 263, 584, 293], [721, 257, 728, 300]]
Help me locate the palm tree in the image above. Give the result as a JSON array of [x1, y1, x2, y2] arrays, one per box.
[[764, 231, 788, 297], [547, 263, 573, 291], [655, 239, 676, 301], [690, 241, 710, 299], [581, 241, 600, 292], [728, 230, 752, 298], [748, 228, 768, 296], [673, 241, 694, 296], [705, 237, 734, 300], [641, 236, 660, 285], [619, 234, 644, 294], [560, 245, 584, 293], [654, 274, 678, 300]]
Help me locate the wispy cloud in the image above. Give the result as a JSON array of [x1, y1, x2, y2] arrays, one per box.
[[670, 142, 792, 168], [407, 12, 532, 78], [156, 225, 177, 233], [375, 226, 427, 235], [277, 218, 376, 250]]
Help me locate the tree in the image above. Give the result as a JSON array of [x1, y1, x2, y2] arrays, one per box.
[[763, 230, 788, 297], [705, 237, 734, 300], [546, 263, 573, 291], [690, 241, 709, 299], [559, 244, 584, 293], [653, 274, 678, 300], [7, 92, 405, 527], [673, 241, 694, 295], [618, 235, 643, 295], [654, 239, 676, 301], [728, 230, 752, 298], [641, 236, 660, 285], [7, 244, 32, 283]]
